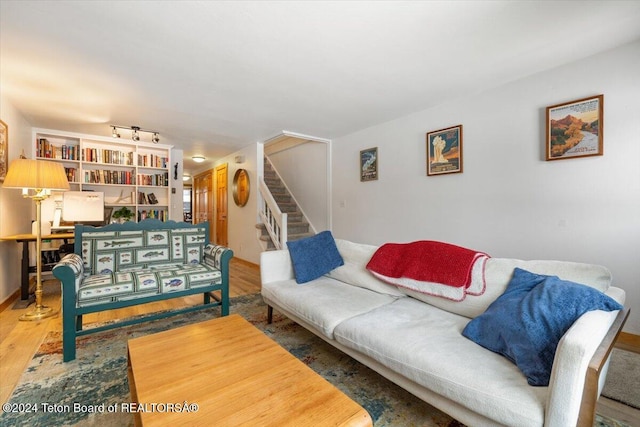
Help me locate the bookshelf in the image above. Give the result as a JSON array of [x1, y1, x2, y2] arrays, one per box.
[[33, 129, 173, 223]]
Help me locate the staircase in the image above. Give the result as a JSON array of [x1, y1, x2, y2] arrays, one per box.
[[257, 158, 313, 250]]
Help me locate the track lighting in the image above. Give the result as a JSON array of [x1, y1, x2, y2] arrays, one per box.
[[131, 126, 140, 141], [110, 125, 160, 143]]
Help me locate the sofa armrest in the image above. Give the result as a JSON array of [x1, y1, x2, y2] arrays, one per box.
[[203, 244, 234, 287], [203, 244, 233, 270], [260, 249, 294, 284], [53, 253, 84, 290], [53, 253, 85, 310], [576, 307, 629, 426], [544, 293, 628, 427]]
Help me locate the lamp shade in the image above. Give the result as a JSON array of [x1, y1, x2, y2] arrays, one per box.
[[3, 159, 70, 191]]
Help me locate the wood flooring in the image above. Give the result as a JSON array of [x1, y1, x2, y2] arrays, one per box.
[[1, 257, 638, 425]]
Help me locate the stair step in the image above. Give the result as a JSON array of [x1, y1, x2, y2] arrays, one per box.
[[273, 195, 292, 204], [256, 221, 310, 236], [279, 204, 299, 213], [261, 157, 315, 248]]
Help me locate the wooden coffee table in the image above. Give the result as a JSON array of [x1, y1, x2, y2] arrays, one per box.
[[127, 314, 373, 426]]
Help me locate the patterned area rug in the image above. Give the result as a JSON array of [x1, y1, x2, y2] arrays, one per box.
[[0, 294, 631, 427]]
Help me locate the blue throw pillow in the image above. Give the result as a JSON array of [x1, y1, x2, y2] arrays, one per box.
[[287, 231, 344, 284], [462, 268, 622, 386]]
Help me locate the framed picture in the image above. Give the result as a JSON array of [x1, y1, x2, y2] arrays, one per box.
[[360, 147, 378, 182], [426, 125, 463, 176], [546, 95, 603, 161], [0, 120, 7, 182]]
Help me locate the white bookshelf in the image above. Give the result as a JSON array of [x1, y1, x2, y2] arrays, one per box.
[[33, 128, 173, 223]]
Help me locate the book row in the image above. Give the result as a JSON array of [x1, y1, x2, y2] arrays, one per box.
[[36, 139, 168, 169], [138, 209, 168, 222], [138, 191, 160, 205], [84, 148, 134, 165], [64, 167, 77, 182], [137, 173, 169, 187], [84, 170, 135, 185], [37, 139, 80, 160], [138, 154, 169, 169]]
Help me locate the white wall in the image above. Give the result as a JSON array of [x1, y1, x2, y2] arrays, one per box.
[[332, 41, 640, 334], [269, 141, 329, 232], [169, 148, 184, 221], [214, 143, 263, 264], [0, 97, 35, 305]]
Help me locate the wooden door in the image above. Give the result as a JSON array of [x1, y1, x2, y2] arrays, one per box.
[[193, 170, 214, 241], [215, 164, 228, 246]]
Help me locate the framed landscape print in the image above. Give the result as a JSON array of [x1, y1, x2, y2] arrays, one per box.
[[546, 95, 603, 161], [0, 120, 7, 182], [426, 125, 462, 176], [360, 147, 378, 182]]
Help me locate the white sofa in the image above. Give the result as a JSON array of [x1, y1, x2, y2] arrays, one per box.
[[260, 239, 629, 427]]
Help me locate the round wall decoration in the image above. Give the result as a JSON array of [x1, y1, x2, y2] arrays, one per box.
[[232, 168, 250, 207]]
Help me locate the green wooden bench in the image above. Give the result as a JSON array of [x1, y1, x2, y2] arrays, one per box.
[[53, 219, 233, 362]]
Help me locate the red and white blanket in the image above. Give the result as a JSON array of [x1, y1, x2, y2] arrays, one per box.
[[366, 240, 489, 301]]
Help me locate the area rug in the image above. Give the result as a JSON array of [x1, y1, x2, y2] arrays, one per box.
[[0, 294, 632, 427], [602, 348, 640, 409]]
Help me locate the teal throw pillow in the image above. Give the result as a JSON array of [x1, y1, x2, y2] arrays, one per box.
[[287, 231, 344, 284], [462, 268, 622, 386]]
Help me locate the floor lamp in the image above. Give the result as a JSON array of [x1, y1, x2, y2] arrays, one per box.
[[3, 159, 70, 321]]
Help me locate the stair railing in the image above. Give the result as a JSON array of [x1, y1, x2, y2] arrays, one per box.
[[259, 177, 288, 249]]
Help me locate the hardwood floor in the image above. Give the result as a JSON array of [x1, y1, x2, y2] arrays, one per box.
[[1, 257, 638, 425]]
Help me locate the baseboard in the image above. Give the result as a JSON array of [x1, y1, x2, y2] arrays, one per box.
[[615, 332, 640, 354], [0, 289, 20, 312]]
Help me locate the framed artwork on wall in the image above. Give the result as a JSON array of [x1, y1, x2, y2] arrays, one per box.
[[426, 125, 462, 176], [360, 147, 378, 182], [546, 95, 603, 161], [0, 119, 7, 182]]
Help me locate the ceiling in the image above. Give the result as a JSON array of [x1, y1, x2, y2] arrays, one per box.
[[2, 1, 640, 174]]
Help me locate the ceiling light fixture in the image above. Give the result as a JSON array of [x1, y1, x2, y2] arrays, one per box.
[[192, 155, 206, 163], [183, 174, 191, 181], [110, 125, 160, 143]]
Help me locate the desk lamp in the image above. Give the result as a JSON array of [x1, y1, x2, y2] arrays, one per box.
[[3, 159, 70, 321]]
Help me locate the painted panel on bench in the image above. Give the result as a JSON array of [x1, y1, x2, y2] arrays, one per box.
[[95, 254, 116, 274], [97, 236, 143, 250], [145, 230, 170, 246], [78, 274, 134, 304], [135, 248, 170, 264], [133, 272, 160, 292], [118, 251, 134, 266], [158, 274, 187, 292]]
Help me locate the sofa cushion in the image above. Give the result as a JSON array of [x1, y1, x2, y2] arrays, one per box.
[[461, 268, 622, 386], [80, 227, 208, 275], [333, 297, 547, 427], [261, 276, 397, 339], [77, 263, 222, 307], [400, 257, 613, 319], [325, 239, 405, 297], [287, 231, 344, 284]]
